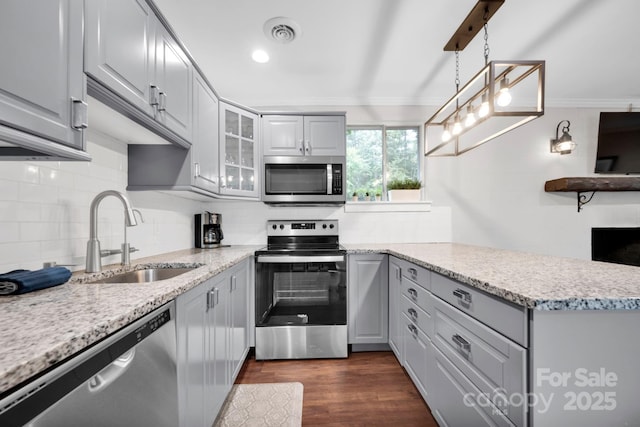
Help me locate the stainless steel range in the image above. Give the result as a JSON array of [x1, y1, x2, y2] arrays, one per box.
[[255, 220, 347, 360]]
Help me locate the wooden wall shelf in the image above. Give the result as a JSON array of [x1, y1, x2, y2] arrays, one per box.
[[544, 177, 640, 212]]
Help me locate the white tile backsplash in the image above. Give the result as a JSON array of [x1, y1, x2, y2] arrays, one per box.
[[0, 120, 452, 272]]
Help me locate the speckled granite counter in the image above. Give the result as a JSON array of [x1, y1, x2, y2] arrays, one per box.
[[0, 246, 259, 396], [344, 243, 640, 311], [3, 242, 640, 398]]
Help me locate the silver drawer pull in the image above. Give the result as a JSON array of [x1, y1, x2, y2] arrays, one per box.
[[453, 288, 472, 304], [407, 307, 418, 320], [452, 334, 471, 353], [408, 288, 418, 299], [407, 324, 418, 335], [408, 267, 417, 279]]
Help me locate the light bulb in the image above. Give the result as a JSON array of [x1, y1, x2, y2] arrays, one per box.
[[478, 93, 490, 118], [441, 125, 452, 142], [452, 117, 462, 136], [464, 105, 476, 128], [496, 78, 511, 107]]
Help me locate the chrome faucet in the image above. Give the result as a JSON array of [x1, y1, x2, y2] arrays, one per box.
[[86, 190, 138, 273]]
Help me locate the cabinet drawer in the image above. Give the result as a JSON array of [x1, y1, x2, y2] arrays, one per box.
[[394, 257, 431, 291], [433, 296, 526, 427], [432, 344, 516, 427], [401, 275, 431, 313], [401, 313, 431, 405], [431, 272, 527, 346], [400, 294, 432, 338]]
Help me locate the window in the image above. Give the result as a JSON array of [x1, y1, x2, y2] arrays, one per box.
[[346, 126, 421, 201]]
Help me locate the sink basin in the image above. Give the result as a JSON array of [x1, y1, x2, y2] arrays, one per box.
[[89, 267, 197, 284]]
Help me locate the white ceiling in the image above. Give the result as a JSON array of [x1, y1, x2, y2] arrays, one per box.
[[153, 0, 640, 108]]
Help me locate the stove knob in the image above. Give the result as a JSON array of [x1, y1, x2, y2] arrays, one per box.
[[329, 224, 335, 229], [322, 224, 327, 229], [279, 224, 285, 230], [272, 224, 277, 230]]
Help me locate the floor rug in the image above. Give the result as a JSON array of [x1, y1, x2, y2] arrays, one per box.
[[214, 382, 304, 427]]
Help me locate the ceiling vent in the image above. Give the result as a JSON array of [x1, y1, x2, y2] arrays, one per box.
[[263, 17, 301, 44]]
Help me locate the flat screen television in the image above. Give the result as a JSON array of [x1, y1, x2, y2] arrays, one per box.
[[595, 112, 640, 174]]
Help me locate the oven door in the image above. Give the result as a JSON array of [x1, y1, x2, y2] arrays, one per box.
[[255, 253, 347, 359], [255, 254, 346, 327]]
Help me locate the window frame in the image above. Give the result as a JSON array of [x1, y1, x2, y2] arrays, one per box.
[[346, 124, 423, 202]]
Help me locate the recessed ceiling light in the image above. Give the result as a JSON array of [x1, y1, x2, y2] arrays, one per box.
[[252, 49, 269, 63]]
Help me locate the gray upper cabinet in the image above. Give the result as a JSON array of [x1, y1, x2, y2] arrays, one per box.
[[262, 114, 345, 157], [85, 0, 192, 148], [84, 0, 155, 116], [0, 0, 89, 160], [153, 23, 193, 142], [192, 73, 219, 193]]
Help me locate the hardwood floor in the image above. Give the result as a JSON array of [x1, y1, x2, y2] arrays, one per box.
[[235, 351, 438, 426]]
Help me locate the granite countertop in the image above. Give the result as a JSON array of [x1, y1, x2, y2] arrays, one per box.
[[0, 246, 259, 396], [344, 243, 640, 311], [2, 242, 640, 398]]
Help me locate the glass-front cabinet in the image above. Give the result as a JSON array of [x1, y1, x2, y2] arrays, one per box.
[[219, 102, 259, 198]]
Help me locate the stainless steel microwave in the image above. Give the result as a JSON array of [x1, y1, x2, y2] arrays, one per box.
[[262, 155, 346, 205]]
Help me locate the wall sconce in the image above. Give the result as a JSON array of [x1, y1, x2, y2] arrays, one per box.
[[550, 120, 576, 154]]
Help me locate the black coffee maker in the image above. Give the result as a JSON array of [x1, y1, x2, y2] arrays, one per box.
[[195, 212, 224, 248]]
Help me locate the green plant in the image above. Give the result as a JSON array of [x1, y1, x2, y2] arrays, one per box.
[[352, 191, 358, 197], [387, 178, 422, 190]]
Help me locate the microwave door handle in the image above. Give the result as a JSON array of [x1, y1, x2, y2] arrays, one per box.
[[327, 164, 332, 195]]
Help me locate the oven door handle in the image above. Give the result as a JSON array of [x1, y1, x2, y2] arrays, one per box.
[[256, 255, 345, 263]]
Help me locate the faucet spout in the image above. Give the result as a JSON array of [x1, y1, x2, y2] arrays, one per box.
[[86, 190, 138, 273]]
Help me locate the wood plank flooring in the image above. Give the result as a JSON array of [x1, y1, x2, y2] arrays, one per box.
[[235, 351, 438, 426]]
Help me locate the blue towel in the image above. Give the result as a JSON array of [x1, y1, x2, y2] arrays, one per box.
[[0, 267, 72, 295]]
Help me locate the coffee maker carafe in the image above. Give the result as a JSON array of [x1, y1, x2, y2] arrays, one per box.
[[195, 212, 224, 248]]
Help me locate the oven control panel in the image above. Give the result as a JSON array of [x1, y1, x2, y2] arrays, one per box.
[[266, 220, 338, 236]]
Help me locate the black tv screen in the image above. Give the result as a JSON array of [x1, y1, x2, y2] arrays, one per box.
[[595, 112, 640, 174]]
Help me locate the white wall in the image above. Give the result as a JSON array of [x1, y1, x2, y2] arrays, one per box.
[[427, 107, 640, 260]]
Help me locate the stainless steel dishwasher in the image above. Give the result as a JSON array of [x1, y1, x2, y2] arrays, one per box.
[[0, 301, 178, 427]]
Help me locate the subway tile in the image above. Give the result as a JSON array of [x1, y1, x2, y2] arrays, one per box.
[[0, 180, 19, 201], [19, 182, 59, 204]]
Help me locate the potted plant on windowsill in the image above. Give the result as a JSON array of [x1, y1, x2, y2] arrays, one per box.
[[387, 178, 422, 202]]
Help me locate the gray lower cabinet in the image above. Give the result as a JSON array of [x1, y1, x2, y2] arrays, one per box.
[[348, 254, 388, 346], [85, 0, 192, 148], [0, 0, 89, 160], [127, 71, 219, 196], [176, 259, 250, 427], [388, 258, 402, 360]]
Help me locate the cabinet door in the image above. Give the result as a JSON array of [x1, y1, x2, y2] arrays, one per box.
[[348, 254, 389, 344], [303, 115, 345, 156], [229, 260, 249, 381], [192, 73, 219, 193], [388, 258, 403, 360], [176, 283, 208, 427], [0, 0, 84, 149], [155, 24, 193, 142], [402, 312, 432, 405], [219, 102, 259, 198], [207, 274, 231, 423], [84, 0, 155, 116], [262, 115, 304, 156]]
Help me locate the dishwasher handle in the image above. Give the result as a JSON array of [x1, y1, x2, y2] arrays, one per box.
[[257, 255, 345, 263], [87, 348, 135, 393]]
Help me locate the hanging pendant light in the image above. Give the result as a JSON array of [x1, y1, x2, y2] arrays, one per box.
[[424, 0, 545, 157]]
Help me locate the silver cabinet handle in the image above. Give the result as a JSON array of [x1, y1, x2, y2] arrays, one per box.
[[407, 307, 418, 321], [408, 267, 417, 279], [206, 288, 219, 310], [453, 288, 472, 304], [452, 334, 471, 353], [158, 92, 167, 112], [407, 324, 418, 335], [408, 288, 418, 299], [194, 162, 200, 178], [299, 140, 304, 152], [71, 98, 88, 130], [150, 85, 160, 106]]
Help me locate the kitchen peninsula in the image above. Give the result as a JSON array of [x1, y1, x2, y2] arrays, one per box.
[[1, 243, 639, 426]]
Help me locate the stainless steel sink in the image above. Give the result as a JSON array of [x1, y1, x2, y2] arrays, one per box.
[[89, 267, 197, 284]]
